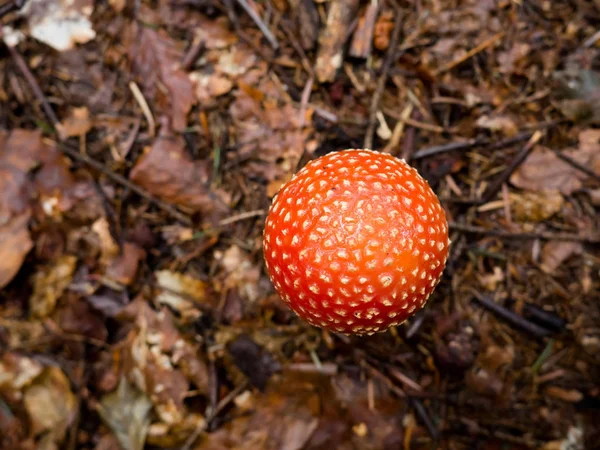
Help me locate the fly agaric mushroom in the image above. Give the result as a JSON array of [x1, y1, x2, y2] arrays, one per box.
[[263, 149, 449, 335]]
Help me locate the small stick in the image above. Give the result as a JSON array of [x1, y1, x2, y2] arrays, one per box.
[[218, 209, 265, 226], [9, 44, 193, 226], [182, 37, 206, 71], [410, 398, 440, 440], [551, 148, 600, 183], [436, 31, 504, 74], [59, 143, 193, 225], [449, 222, 600, 243], [364, 4, 402, 149], [129, 81, 156, 137], [411, 139, 483, 160], [481, 130, 543, 203], [583, 28, 600, 48], [234, 0, 279, 49], [180, 380, 250, 450], [7, 45, 60, 126], [471, 292, 551, 339]]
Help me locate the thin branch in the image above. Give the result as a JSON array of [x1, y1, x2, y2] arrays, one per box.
[[448, 222, 600, 243], [364, 4, 402, 149], [551, 148, 600, 183], [233, 0, 279, 49], [8, 44, 193, 226], [471, 292, 551, 339], [481, 130, 543, 203], [8, 44, 60, 126]]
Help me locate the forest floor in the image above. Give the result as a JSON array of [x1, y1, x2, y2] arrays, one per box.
[[0, 0, 599, 449]]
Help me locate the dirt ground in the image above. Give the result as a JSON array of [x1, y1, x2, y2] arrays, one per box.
[[0, 0, 599, 449]]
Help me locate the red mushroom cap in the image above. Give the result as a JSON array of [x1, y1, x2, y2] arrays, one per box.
[[263, 149, 449, 335]]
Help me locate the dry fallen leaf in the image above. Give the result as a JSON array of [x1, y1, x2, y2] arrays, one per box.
[[23, 366, 77, 439], [216, 245, 261, 302], [476, 114, 518, 136], [0, 212, 33, 289], [541, 241, 583, 273], [29, 254, 77, 318], [0, 352, 43, 391], [106, 243, 146, 286], [511, 190, 564, 222], [97, 377, 153, 450], [126, 23, 195, 131], [510, 131, 600, 195], [155, 270, 207, 321], [130, 124, 229, 220], [56, 106, 92, 140]]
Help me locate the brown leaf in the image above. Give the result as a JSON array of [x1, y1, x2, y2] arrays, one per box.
[[0, 352, 43, 390], [126, 23, 195, 131], [29, 255, 77, 318], [0, 212, 33, 289], [106, 242, 146, 286], [511, 190, 564, 222], [510, 131, 600, 195], [541, 241, 583, 273], [97, 377, 152, 450], [155, 270, 207, 322], [476, 114, 518, 136], [23, 366, 77, 439], [56, 106, 92, 139], [130, 126, 229, 220]]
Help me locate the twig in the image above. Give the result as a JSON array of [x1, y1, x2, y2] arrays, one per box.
[[481, 130, 543, 203], [411, 139, 483, 160], [218, 209, 265, 226], [471, 292, 552, 339], [583, 28, 600, 48], [7, 44, 60, 126], [364, 3, 402, 149], [448, 222, 600, 243], [436, 31, 504, 74], [182, 37, 206, 71], [551, 148, 600, 183], [59, 143, 193, 225], [410, 398, 440, 440], [180, 380, 250, 450], [9, 44, 193, 226], [129, 81, 156, 137], [234, 0, 279, 49]]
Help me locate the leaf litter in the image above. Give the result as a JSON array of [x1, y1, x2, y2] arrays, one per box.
[[0, 1, 599, 449]]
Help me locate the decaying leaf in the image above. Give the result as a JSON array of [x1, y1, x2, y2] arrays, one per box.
[[0, 212, 33, 289], [155, 270, 207, 321], [29, 254, 77, 318], [511, 130, 600, 195], [105, 242, 146, 286], [23, 366, 77, 440], [18, 0, 96, 51], [510, 190, 564, 222], [476, 114, 518, 136], [215, 245, 260, 302], [130, 125, 229, 220], [541, 241, 583, 273], [0, 352, 43, 391], [56, 106, 92, 140], [126, 23, 195, 131], [97, 377, 153, 450]]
